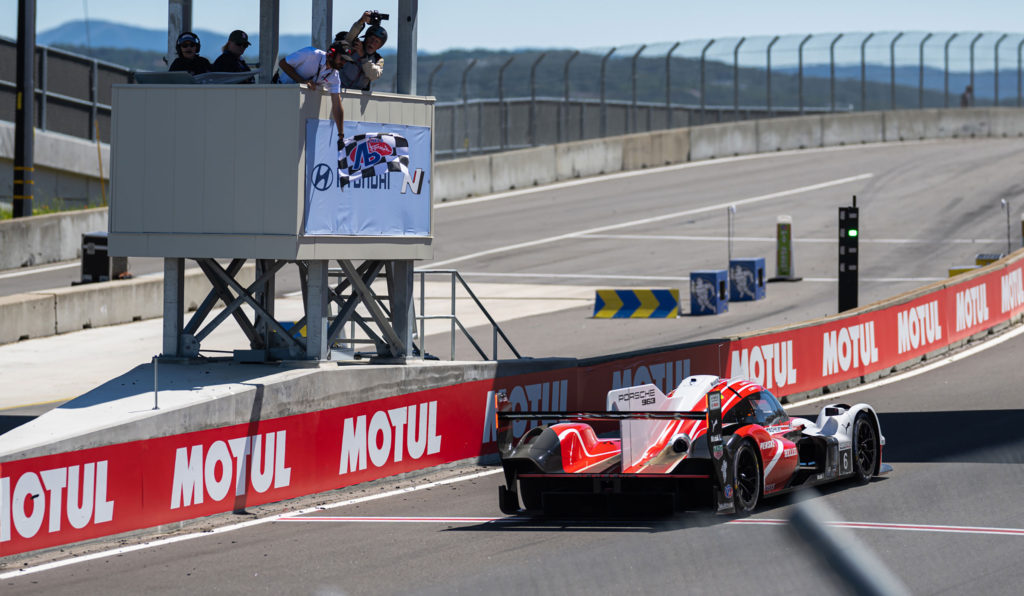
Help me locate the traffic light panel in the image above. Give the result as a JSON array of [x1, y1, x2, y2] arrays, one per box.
[[838, 205, 859, 312]]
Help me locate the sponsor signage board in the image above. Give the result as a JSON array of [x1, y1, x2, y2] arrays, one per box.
[[303, 119, 431, 237]]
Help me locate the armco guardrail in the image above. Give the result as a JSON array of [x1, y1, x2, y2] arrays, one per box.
[[2, 249, 1022, 556]]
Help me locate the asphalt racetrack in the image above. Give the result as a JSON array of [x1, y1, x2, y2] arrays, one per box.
[[4, 138, 1024, 594]]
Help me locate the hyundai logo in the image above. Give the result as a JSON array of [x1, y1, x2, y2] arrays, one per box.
[[312, 163, 334, 191]]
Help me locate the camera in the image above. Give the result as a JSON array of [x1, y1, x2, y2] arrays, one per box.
[[368, 10, 389, 26]]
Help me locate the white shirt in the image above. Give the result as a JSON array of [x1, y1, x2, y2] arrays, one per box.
[[277, 46, 341, 94]]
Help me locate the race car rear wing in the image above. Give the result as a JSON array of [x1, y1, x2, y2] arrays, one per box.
[[494, 388, 736, 514]]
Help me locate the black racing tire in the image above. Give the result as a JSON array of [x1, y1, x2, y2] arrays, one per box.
[[852, 412, 879, 484], [519, 478, 543, 511], [733, 441, 761, 515]]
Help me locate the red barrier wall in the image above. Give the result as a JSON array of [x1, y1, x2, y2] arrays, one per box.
[[3, 255, 1022, 556]]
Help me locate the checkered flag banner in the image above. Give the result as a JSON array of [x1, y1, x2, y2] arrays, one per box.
[[337, 133, 410, 187]]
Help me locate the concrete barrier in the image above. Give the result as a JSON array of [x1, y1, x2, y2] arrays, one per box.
[[689, 120, 758, 160], [0, 356, 572, 460], [490, 145, 557, 191], [988, 107, 1024, 137], [0, 207, 108, 269], [555, 137, 624, 179], [622, 128, 690, 169], [935, 108, 992, 138], [0, 293, 56, 343], [1, 123, 109, 221], [0, 264, 255, 343], [0, 123, 110, 179], [822, 112, 884, 146], [757, 115, 822, 152], [434, 153, 491, 200], [883, 109, 942, 141]]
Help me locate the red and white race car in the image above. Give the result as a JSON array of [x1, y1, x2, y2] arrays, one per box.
[[496, 375, 890, 516]]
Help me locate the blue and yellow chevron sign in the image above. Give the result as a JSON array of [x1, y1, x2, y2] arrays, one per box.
[[279, 321, 308, 338], [593, 289, 680, 318]]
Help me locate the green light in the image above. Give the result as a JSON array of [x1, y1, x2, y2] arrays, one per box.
[[848, 229, 859, 238]]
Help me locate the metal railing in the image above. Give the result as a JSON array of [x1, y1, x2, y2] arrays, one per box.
[[324, 267, 520, 361], [434, 96, 845, 158], [0, 36, 132, 143], [415, 269, 521, 361]]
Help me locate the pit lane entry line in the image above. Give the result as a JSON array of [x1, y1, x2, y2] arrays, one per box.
[[276, 516, 1024, 537]]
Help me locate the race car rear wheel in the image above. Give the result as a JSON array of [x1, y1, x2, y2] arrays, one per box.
[[733, 441, 761, 515], [853, 413, 878, 484]]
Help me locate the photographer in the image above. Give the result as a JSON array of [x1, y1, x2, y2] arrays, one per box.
[[336, 10, 388, 90], [276, 42, 348, 139]]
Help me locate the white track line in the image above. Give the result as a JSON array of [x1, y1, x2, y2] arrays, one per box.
[[0, 468, 502, 580], [0, 262, 79, 280], [426, 173, 873, 269], [579, 234, 1007, 245], [276, 515, 1024, 537], [432, 139, 938, 211], [452, 271, 942, 283]]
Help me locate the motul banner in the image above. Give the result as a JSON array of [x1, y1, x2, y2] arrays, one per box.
[[728, 259, 1024, 397], [0, 365, 585, 557], [0, 380, 480, 556]]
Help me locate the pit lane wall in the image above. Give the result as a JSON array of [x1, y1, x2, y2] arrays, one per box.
[[3, 249, 1023, 557]]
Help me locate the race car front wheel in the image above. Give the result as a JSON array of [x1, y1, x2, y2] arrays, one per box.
[[853, 413, 878, 484], [733, 441, 761, 515]]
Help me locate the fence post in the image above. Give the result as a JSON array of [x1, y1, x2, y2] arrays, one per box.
[[665, 41, 680, 129], [600, 47, 616, 138], [969, 33, 983, 95], [890, 32, 904, 110], [699, 39, 715, 124], [90, 59, 99, 141], [631, 44, 646, 133], [830, 33, 843, 112], [766, 36, 779, 117], [995, 33, 1008, 106], [427, 61, 443, 97], [861, 33, 875, 111], [798, 34, 812, 114], [529, 52, 547, 146], [733, 37, 745, 117], [498, 56, 514, 150], [944, 33, 958, 108], [562, 50, 578, 142], [1018, 38, 1024, 107], [919, 33, 933, 108], [460, 59, 476, 155]]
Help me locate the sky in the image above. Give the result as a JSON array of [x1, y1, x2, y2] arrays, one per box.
[[0, 0, 1022, 55]]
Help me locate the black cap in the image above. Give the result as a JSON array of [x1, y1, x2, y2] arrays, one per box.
[[229, 30, 250, 48]]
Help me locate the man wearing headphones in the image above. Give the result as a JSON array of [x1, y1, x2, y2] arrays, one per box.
[[337, 11, 387, 90], [276, 42, 349, 139], [168, 32, 211, 75]]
